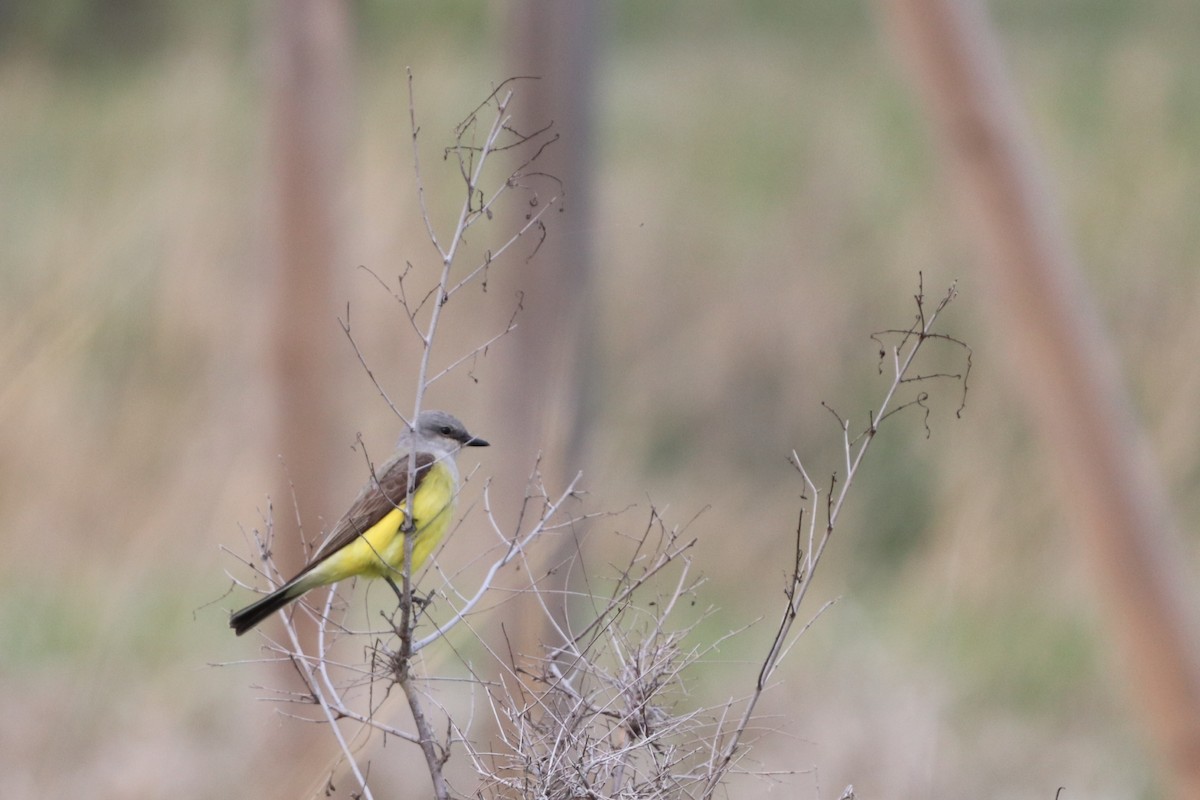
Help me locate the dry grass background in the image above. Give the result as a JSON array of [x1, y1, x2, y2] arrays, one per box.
[[1, 2, 1198, 797]]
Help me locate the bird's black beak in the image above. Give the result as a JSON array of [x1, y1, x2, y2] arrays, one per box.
[[465, 435, 490, 447]]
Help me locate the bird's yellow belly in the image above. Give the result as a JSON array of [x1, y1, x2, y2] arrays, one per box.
[[362, 468, 456, 579], [308, 466, 457, 585]]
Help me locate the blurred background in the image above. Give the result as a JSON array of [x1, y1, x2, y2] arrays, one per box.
[[2, 0, 1198, 797]]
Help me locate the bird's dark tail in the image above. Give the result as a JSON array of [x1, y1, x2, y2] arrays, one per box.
[[229, 579, 309, 636]]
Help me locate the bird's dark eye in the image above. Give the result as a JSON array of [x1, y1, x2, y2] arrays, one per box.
[[439, 426, 454, 436]]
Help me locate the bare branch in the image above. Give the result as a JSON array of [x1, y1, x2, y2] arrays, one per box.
[[699, 278, 967, 796], [228, 75, 565, 800]]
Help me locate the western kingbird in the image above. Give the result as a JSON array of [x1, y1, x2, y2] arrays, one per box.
[[230, 410, 489, 636]]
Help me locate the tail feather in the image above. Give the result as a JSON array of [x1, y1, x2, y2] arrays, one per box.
[[229, 579, 310, 636]]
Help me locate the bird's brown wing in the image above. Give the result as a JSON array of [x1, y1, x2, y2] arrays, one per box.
[[296, 452, 435, 577]]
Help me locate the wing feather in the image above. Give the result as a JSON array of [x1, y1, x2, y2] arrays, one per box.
[[297, 452, 435, 577]]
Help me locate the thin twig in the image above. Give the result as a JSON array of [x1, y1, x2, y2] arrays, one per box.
[[700, 279, 966, 797]]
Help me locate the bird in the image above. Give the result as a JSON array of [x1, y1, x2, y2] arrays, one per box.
[[230, 410, 489, 636]]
